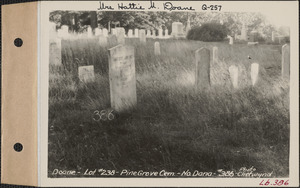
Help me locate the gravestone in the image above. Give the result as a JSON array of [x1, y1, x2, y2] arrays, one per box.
[[272, 31, 275, 42], [108, 35, 118, 47], [116, 27, 125, 44], [111, 28, 117, 35], [146, 30, 151, 37], [186, 17, 191, 33], [78, 65, 95, 83], [139, 29, 146, 43], [99, 35, 108, 46], [171, 22, 185, 39], [241, 24, 248, 41], [229, 65, 239, 88], [195, 48, 210, 90], [234, 33, 238, 40], [108, 45, 137, 112], [49, 22, 57, 42], [249, 31, 258, 42], [229, 36, 234, 45], [49, 39, 62, 66], [134, 28, 139, 38], [152, 30, 156, 38], [128, 29, 133, 38], [282, 44, 290, 78], [87, 26, 93, 38], [158, 29, 163, 38], [154, 41, 160, 55], [102, 28, 108, 37], [212, 46, 218, 64], [95, 28, 102, 36], [164, 29, 169, 38], [251, 63, 259, 86]]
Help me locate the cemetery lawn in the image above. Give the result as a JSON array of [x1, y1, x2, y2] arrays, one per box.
[[48, 38, 289, 177]]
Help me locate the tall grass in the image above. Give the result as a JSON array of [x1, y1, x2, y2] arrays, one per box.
[[48, 37, 289, 177]]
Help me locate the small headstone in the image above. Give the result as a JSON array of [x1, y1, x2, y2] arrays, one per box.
[[108, 45, 137, 112], [234, 33, 238, 40], [195, 48, 210, 90], [154, 41, 160, 55], [152, 30, 156, 38], [127, 29, 133, 38], [229, 65, 239, 88], [49, 38, 62, 66], [99, 35, 108, 46], [251, 63, 259, 86], [95, 28, 102, 36], [229, 36, 233, 45], [171, 22, 185, 39], [102, 28, 108, 37], [87, 26, 93, 38], [78, 65, 95, 83], [212, 46, 218, 64], [282, 44, 290, 78], [134, 28, 139, 38], [164, 29, 169, 38], [111, 28, 117, 35], [139, 29, 146, 43]]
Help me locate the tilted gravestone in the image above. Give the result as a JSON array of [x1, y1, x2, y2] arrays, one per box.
[[49, 39, 62, 66], [251, 63, 259, 86], [282, 44, 290, 78], [229, 65, 239, 89], [195, 48, 210, 90], [154, 41, 160, 55], [212, 46, 218, 64], [108, 45, 137, 112], [78, 65, 95, 83], [139, 29, 146, 43]]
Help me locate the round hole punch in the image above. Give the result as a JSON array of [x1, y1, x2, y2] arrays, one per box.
[[14, 143, 23, 152], [14, 38, 23, 47]]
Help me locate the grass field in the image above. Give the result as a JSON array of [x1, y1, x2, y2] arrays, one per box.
[[48, 37, 289, 177]]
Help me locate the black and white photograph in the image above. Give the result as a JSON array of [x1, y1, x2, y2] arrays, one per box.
[[41, 1, 297, 186]]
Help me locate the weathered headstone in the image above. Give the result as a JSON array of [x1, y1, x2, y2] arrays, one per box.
[[87, 26, 93, 38], [282, 44, 290, 78], [108, 45, 137, 112], [229, 36, 234, 45], [212, 46, 218, 64], [152, 30, 156, 38], [139, 29, 146, 43], [99, 35, 108, 46], [229, 65, 239, 88], [116, 27, 125, 44], [164, 29, 169, 38], [154, 41, 160, 55], [195, 48, 210, 90], [241, 24, 248, 41], [102, 28, 108, 37], [95, 28, 102, 36], [271, 31, 275, 42], [127, 29, 133, 38], [146, 30, 151, 37], [171, 22, 185, 39], [251, 63, 259, 86], [78, 65, 95, 83], [49, 39, 62, 66], [134, 28, 139, 38]]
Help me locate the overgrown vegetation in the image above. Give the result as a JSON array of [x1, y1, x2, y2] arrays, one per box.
[[48, 38, 289, 178], [187, 23, 228, 42]]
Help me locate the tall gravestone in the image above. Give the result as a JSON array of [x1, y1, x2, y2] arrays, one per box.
[[272, 31, 275, 42], [229, 36, 234, 45], [154, 41, 160, 55], [282, 44, 290, 78], [49, 38, 62, 66], [171, 22, 185, 39], [164, 29, 169, 38], [212, 46, 218, 64], [139, 29, 146, 43], [108, 45, 137, 112], [158, 29, 163, 38], [116, 27, 125, 44], [229, 65, 239, 89], [78, 65, 95, 83], [186, 17, 191, 34], [241, 24, 248, 41], [195, 48, 210, 90], [251, 63, 259, 86]]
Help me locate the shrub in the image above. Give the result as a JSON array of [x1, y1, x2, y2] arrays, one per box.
[[187, 23, 228, 42]]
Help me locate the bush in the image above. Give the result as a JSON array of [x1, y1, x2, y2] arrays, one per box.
[[187, 23, 228, 42]]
